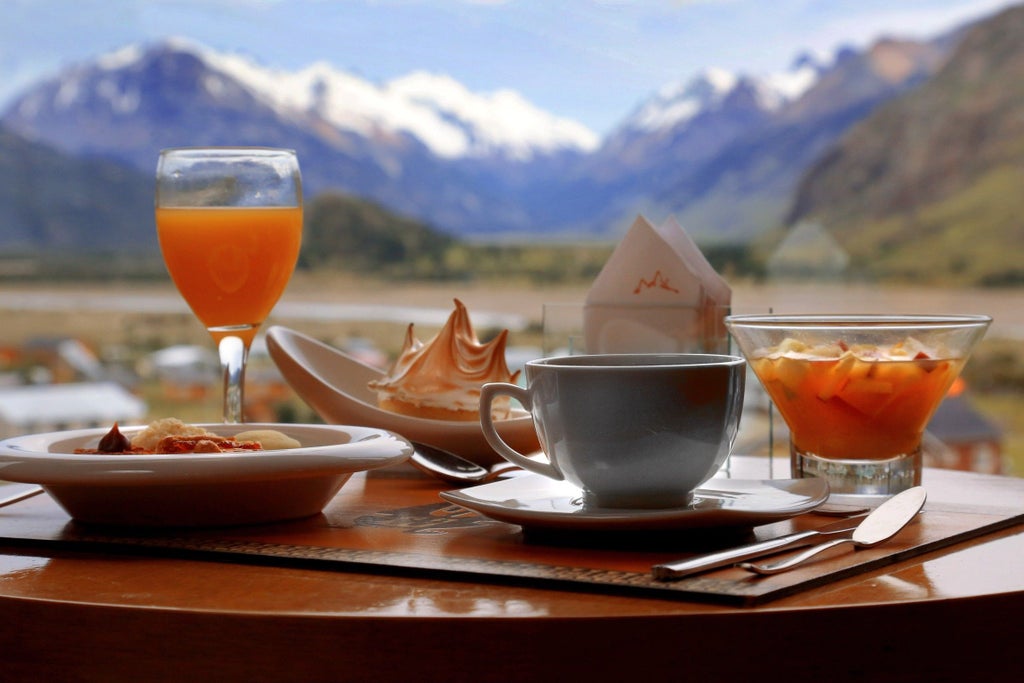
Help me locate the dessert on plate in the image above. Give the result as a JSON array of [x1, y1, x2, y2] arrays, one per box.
[[369, 299, 520, 421]]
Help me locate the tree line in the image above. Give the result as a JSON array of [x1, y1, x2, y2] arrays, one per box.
[[0, 190, 763, 284]]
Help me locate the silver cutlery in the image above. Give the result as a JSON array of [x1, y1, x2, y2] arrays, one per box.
[[740, 486, 927, 575], [408, 442, 523, 485], [652, 510, 871, 581]]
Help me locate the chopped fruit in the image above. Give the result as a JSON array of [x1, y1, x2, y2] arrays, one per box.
[[773, 355, 810, 393], [776, 338, 809, 355], [836, 377, 895, 418], [816, 353, 870, 400], [750, 336, 965, 460]]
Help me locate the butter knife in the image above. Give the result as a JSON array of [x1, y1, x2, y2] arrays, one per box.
[[651, 512, 870, 581]]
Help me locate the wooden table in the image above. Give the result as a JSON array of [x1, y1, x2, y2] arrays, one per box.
[[0, 457, 1020, 682]]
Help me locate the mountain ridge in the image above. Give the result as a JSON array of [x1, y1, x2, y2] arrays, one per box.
[[0, 35, 851, 241], [0, 125, 153, 252], [785, 3, 1024, 285], [0, 2, 1016, 281]]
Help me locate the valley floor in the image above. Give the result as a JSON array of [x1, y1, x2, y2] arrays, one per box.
[[2, 277, 1022, 475]]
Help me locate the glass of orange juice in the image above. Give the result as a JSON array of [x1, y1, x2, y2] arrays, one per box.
[[156, 147, 303, 423], [726, 314, 990, 504]]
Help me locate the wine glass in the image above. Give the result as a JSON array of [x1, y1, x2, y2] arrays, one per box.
[[155, 147, 303, 423]]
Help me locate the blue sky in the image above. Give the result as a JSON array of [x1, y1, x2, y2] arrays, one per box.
[[1, 0, 1018, 134]]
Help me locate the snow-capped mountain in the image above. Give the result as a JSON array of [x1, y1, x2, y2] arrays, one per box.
[[606, 55, 828, 154], [10, 38, 598, 163], [0, 30, 958, 242], [618, 59, 821, 136], [625, 67, 742, 133], [3, 39, 605, 234], [200, 38, 599, 160], [565, 39, 949, 241], [530, 56, 832, 237]]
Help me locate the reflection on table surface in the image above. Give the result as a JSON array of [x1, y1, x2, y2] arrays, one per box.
[[0, 457, 1020, 682]]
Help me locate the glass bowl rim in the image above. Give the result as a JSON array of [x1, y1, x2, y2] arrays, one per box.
[[724, 313, 992, 329], [158, 146, 297, 157]]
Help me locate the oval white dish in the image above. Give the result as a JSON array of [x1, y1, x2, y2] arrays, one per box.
[[265, 325, 540, 466], [0, 422, 411, 527]]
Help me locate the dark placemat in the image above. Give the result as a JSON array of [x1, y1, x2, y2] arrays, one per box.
[[0, 472, 1021, 607]]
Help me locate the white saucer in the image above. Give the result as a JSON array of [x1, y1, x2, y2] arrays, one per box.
[[0, 423, 411, 527], [440, 475, 829, 532]]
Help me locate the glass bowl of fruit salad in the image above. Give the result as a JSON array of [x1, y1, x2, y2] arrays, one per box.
[[725, 314, 991, 504]]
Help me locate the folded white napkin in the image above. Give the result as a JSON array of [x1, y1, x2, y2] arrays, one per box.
[[583, 214, 731, 354]]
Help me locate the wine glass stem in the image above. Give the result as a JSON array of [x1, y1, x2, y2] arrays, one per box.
[[219, 335, 248, 423]]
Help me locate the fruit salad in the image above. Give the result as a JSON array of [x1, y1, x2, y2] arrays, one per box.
[[750, 337, 963, 460]]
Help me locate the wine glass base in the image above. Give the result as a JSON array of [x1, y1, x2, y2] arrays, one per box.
[[791, 446, 922, 507]]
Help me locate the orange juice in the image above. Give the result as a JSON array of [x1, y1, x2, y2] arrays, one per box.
[[751, 339, 963, 460], [156, 206, 302, 344]]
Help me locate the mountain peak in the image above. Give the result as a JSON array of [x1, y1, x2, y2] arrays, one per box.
[[622, 59, 822, 135], [624, 67, 737, 132], [789, 49, 831, 73], [54, 39, 599, 162], [761, 59, 822, 105], [386, 70, 600, 159]]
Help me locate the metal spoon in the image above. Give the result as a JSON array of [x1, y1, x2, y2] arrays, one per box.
[[409, 442, 521, 485], [741, 486, 927, 575]]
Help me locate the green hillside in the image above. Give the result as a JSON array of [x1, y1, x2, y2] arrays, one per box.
[[844, 165, 1024, 285], [0, 126, 155, 253], [783, 4, 1024, 286]]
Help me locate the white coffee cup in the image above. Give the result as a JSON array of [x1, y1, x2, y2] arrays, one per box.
[[480, 353, 746, 509]]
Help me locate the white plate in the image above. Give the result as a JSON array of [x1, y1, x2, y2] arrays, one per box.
[[0, 423, 411, 527], [266, 325, 540, 466], [440, 475, 829, 532]]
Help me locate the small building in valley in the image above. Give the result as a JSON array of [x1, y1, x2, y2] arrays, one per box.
[[0, 382, 147, 439]]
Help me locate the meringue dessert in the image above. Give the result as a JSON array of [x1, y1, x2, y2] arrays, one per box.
[[369, 299, 520, 421]]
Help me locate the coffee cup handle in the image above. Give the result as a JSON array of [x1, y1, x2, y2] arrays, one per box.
[[479, 382, 562, 481]]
